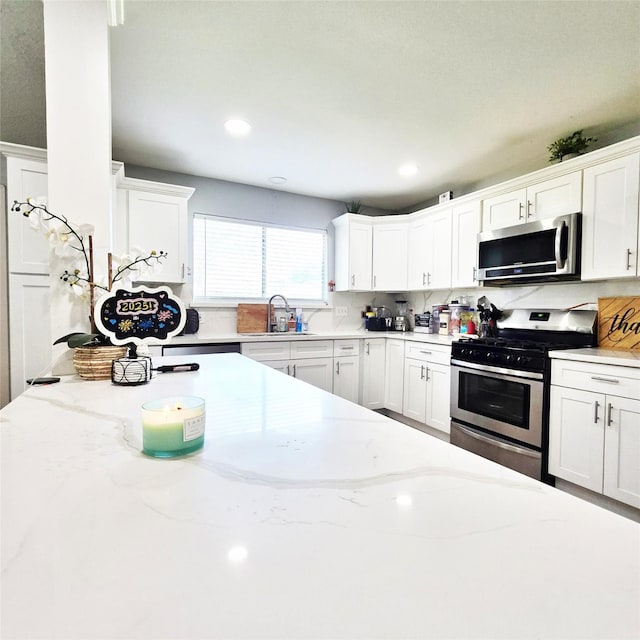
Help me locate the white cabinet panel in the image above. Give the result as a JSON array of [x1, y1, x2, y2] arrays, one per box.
[[127, 190, 189, 283], [581, 153, 640, 280], [482, 189, 527, 230], [603, 396, 640, 508], [333, 356, 359, 403], [372, 221, 408, 291], [361, 338, 385, 410], [293, 357, 334, 392], [332, 214, 372, 291], [290, 340, 334, 359], [241, 342, 290, 361], [407, 215, 430, 290], [8, 274, 51, 399], [548, 386, 604, 493], [403, 358, 427, 423], [424, 362, 451, 434], [384, 338, 404, 414], [7, 157, 49, 274], [451, 200, 481, 288], [407, 209, 451, 290]]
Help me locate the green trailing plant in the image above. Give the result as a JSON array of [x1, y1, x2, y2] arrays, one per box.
[[547, 130, 596, 162], [344, 200, 362, 214]]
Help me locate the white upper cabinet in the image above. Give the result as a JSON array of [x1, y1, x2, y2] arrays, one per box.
[[451, 199, 480, 288], [482, 171, 582, 231], [6, 156, 50, 274], [332, 213, 373, 291], [116, 179, 194, 284], [372, 219, 408, 291], [407, 208, 452, 290], [581, 153, 640, 280]]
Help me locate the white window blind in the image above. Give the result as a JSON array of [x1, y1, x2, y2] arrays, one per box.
[[193, 214, 327, 303]]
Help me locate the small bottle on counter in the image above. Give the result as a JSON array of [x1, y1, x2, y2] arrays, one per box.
[[287, 313, 296, 331], [295, 308, 303, 332]]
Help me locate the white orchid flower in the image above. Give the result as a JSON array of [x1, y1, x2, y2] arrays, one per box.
[[71, 283, 85, 297]]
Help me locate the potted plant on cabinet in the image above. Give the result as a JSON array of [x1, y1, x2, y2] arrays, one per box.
[[13, 198, 167, 379], [344, 200, 362, 214], [547, 130, 597, 162]]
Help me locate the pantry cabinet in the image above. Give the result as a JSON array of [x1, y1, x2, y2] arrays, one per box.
[[332, 214, 373, 291], [481, 171, 582, 231], [117, 180, 195, 284], [549, 358, 640, 508], [402, 342, 451, 433], [581, 153, 640, 280], [361, 338, 386, 410]]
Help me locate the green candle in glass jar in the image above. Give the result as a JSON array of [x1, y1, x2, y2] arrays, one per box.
[[141, 396, 205, 458]]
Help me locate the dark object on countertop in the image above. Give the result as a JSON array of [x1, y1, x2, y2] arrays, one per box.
[[179, 308, 200, 335], [153, 363, 200, 373], [26, 377, 61, 385]]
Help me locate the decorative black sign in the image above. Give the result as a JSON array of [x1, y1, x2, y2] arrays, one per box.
[[94, 286, 187, 345]]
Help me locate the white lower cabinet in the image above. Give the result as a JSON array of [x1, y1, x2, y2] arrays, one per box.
[[549, 359, 640, 508], [402, 342, 451, 434], [333, 340, 361, 403], [384, 338, 405, 413], [361, 338, 386, 410], [241, 340, 334, 393]]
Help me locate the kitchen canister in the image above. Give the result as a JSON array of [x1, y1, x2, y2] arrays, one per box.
[[432, 305, 448, 334], [449, 303, 471, 335], [438, 310, 450, 335]]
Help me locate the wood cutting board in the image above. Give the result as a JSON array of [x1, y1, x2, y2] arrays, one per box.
[[237, 303, 269, 333], [598, 296, 640, 349]]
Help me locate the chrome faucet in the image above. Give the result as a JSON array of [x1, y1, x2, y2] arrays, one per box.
[[267, 294, 291, 332]]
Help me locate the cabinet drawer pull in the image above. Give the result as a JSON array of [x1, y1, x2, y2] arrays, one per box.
[[590, 376, 620, 384], [340, 346, 354, 350], [594, 400, 600, 423], [606, 402, 613, 427], [419, 350, 432, 355]]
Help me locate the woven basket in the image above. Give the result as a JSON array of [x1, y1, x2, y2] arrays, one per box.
[[73, 345, 128, 380]]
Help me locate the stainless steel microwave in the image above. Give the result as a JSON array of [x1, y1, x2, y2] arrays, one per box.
[[477, 212, 581, 285]]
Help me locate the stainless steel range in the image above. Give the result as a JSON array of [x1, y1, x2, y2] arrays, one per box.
[[450, 309, 597, 483]]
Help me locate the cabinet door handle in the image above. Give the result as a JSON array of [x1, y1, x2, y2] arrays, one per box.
[[181, 263, 185, 279], [292, 364, 296, 377], [606, 402, 613, 427], [422, 272, 426, 286], [590, 376, 620, 384], [425, 366, 430, 381], [366, 342, 370, 355], [518, 202, 525, 220], [351, 274, 355, 286], [594, 400, 600, 423], [286, 364, 291, 376], [373, 275, 377, 287], [420, 365, 425, 380], [427, 272, 431, 285], [472, 266, 477, 281], [527, 200, 533, 218], [627, 249, 633, 271], [336, 361, 340, 375]]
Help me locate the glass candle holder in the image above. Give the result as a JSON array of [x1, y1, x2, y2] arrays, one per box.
[[141, 396, 206, 458]]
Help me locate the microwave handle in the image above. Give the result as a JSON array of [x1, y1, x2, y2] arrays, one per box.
[[554, 220, 567, 269]]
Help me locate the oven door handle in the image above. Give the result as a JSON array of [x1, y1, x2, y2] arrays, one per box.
[[450, 359, 544, 380], [454, 423, 540, 459]]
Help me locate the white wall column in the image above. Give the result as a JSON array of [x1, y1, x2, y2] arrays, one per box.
[[42, 0, 112, 369]]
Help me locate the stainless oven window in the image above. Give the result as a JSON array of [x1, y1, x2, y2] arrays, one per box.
[[450, 365, 544, 448], [458, 369, 531, 430]]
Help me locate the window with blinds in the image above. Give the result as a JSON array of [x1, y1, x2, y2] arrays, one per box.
[[193, 214, 327, 303]]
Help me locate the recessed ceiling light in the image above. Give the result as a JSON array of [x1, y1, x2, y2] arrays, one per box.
[[224, 119, 251, 136], [268, 176, 287, 185], [398, 163, 418, 177]]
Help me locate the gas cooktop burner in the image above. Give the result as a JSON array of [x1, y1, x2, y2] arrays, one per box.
[[456, 337, 566, 352]]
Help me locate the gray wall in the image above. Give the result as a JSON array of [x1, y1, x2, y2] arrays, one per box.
[[124, 164, 393, 283]]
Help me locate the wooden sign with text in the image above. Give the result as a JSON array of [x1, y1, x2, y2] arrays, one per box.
[[598, 297, 640, 349]]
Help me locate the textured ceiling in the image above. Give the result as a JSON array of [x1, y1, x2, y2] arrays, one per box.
[[2, 0, 640, 211]]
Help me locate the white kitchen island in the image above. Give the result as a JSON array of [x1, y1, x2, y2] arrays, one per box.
[[1, 353, 638, 640]]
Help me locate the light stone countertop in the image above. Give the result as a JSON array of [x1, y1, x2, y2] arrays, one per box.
[[549, 347, 640, 368], [1, 353, 638, 639], [169, 329, 457, 347]]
